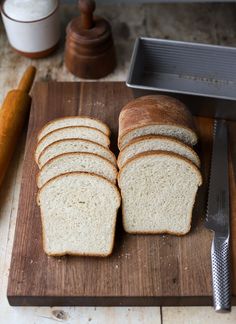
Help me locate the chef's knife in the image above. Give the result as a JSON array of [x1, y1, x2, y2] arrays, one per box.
[[205, 119, 231, 312]]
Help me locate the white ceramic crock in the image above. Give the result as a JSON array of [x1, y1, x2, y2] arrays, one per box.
[[1, 0, 60, 58]]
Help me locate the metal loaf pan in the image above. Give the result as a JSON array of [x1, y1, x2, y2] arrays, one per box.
[[126, 37, 236, 120]]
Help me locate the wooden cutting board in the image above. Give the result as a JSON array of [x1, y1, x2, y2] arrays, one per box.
[[7, 82, 236, 306]]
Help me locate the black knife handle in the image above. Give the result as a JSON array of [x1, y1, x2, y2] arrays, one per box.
[[211, 234, 231, 312]]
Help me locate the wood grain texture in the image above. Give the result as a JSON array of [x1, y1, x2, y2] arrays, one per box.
[[7, 82, 236, 306]]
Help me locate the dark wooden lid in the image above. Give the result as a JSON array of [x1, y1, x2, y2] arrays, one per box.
[[68, 17, 111, 42], [67, 0, 112, 43]]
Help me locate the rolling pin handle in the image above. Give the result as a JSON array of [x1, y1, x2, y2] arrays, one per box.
[[79, 0, 96, 29], [17, 66, 36, 94]]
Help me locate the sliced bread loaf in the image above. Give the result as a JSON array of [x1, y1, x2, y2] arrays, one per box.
[[37, 152, 118, 188], [38, 116, 110, 141], [118, 151, 202, 235], [38, 138, 117, 169], [35, 126, 110, 163], [37, 172, 121, 256], [118, 95, 197, 149], [117, 135, 200, 168]]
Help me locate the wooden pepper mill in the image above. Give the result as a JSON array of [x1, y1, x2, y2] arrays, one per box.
[[65, 0, 116, 79]]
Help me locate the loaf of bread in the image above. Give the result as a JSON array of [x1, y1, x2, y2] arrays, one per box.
[[38, 138, 116, 168], [37, 172, 121, 256], [35, 126, 110, 163], [117, 135, 200, 169], [37, 152, 118, 188], [117, 95, 201, 236], [118, 95, 197, 149], [118, 151, 202, 235], [35, 116, 120, 257], [38, 116, 110, 141]]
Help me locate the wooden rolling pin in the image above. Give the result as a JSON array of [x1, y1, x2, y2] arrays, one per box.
[[0, 66, 36, 187]]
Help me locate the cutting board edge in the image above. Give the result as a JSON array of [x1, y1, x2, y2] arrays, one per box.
[[7, 295, 218, 307]]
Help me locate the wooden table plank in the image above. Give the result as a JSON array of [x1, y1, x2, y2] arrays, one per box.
[[163, 307, 236, 324], [7, 81, 236, 306]]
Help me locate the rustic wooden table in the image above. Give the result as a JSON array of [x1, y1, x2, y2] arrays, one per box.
[[1, 2, 236, 323]]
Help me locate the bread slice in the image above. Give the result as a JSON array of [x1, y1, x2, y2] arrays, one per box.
[[38, 138, 117, 169], [117, 135, 200, 169], [35, 126, 110, 163], [118, 95, 197, 149], [37, 172, 121, 256], [119, 124, 197, 150], [37, 152, 118, 188], [118, 151, 202, 235], [38, 116, 110, 141]]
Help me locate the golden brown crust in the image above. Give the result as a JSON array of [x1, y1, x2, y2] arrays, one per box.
[[38, 138, 117, 168], [118, 95, 197, 148], [36, 152, 118, 188], [123, 134, 194, 149], [119, 95, 195, 135], [122, 223, 191, 236], [118, 150, 202, 186], [119, 124, 197, 150], [122, 229, 191, 236], [117, 134, 200, 169], [44, 250, 113, 257], [38, 171, 121, 257], [37, 116, 111, 141], [35, 125, 110, 163]]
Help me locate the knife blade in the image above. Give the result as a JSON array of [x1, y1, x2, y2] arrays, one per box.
[[205, 119, 231, 312]]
